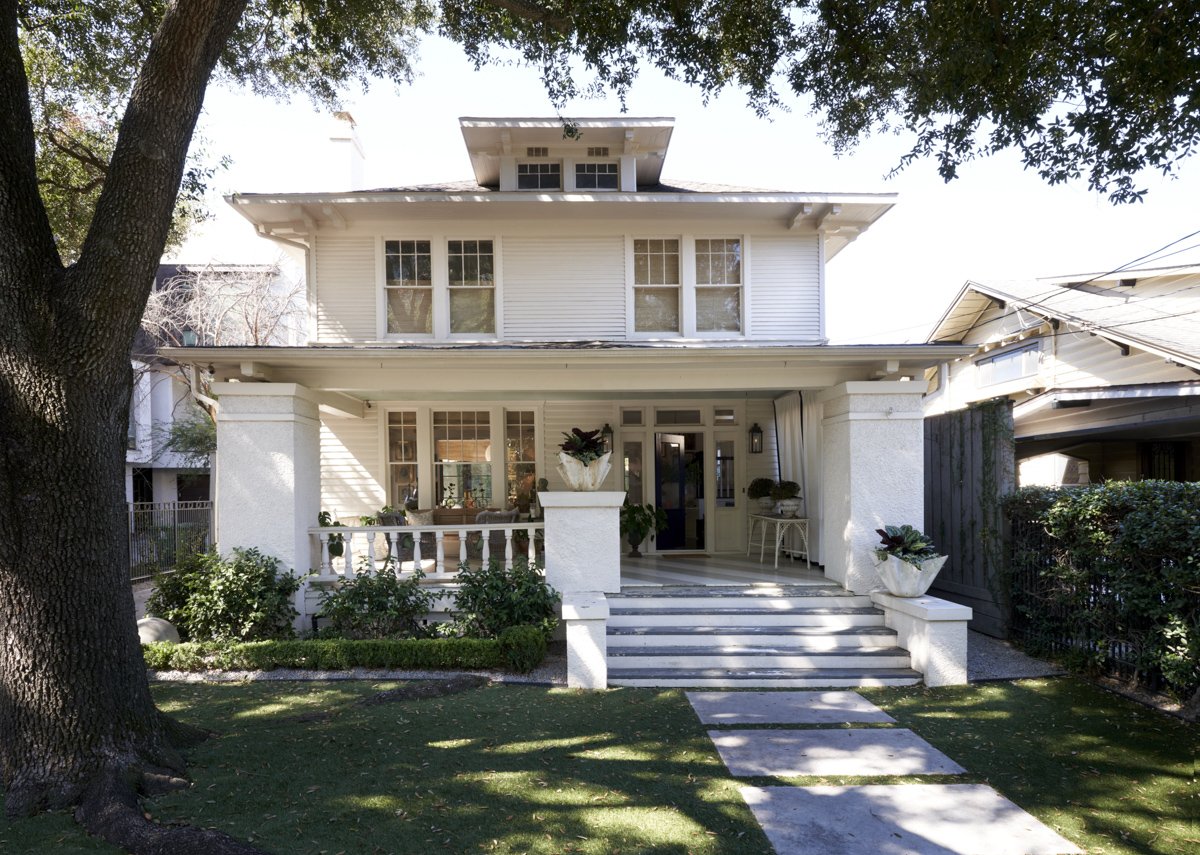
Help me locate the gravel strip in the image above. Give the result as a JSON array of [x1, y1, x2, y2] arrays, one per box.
[[968, 630, 1064, 682]]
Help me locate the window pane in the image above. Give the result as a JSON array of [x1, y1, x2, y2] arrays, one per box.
[[715, 439, 736, 507], [696, 237, 741, 285], [450, 289, 495, 333], [505, 410, 537, 512], [386, 287, 432, 334], [623, 440, 644, 505], [434, 410, 493, 507], [696, 286, 741, 332], [634, 287, 680, 332]]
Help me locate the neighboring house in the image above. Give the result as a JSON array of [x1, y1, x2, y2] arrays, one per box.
[[162, 116, 977, 687], [926, 265, 1200, 485], [126, 351, 209, 504]]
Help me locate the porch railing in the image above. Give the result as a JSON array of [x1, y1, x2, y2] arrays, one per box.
[[128, 500, 213, 582], [308, 521, 545, 580]]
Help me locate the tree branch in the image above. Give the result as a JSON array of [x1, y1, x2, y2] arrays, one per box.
[[483, 0, 571, 32]]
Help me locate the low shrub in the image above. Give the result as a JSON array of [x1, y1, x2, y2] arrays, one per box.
[[446, 558, 559, 639], [143, 637, 512, 672], [147, 547, 302, 642], [1003, 481, 1200, 705], [497, 625, 548, 674], [318, 559, 436, 639]]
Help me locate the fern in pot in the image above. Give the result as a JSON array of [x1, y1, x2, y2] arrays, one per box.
[[556, 428, 612, 490], [872, 524, 948, 597]]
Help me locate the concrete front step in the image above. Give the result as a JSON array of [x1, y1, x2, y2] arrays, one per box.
[[608, 645, 911, 670], [608, 606, 886, 628], [607, 624, 899, 648], [610, 594, 872, 611], [608, 666, 922, 688]]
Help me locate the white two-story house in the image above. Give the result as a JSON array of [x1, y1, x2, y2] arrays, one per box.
[[165, 117, 976, 687]]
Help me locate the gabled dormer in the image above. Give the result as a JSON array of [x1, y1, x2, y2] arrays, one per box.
[[460, 117, 674, 192]]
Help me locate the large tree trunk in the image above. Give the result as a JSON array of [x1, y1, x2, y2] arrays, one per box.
[[0, 1, 260, 851]]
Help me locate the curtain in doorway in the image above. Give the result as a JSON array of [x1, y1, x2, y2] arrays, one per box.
[[773, 391, 823, 565]]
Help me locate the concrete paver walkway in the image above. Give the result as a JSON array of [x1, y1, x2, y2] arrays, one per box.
[[687, 690, 1081, 855]]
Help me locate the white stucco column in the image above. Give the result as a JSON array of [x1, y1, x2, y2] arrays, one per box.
[[540, 491, 625, 689], [540, 491, 625, 594], [819, 382, 926, 594], [213, 383, 321, 588]]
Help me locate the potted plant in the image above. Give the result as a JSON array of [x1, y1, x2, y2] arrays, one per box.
[[317, 510, 345, 559], [872, 524, 948, 597], [556, 427, 612, 490], [619, 503, 668, 557], [748, 477, 776, 513], [771, 480, 802, 517]]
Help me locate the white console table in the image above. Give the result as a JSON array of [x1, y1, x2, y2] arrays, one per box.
[[747, 514, 810, 570]]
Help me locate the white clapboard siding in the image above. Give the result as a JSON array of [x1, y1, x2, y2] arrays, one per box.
[[320, 411, 384, 522], [315, 235, 376, 342], [749, 235, 821, 340], [503, 237, 626, 340], [1052, 326, 1198, 387], [543, 401, 621, 490], [745, 398, 779, 484]]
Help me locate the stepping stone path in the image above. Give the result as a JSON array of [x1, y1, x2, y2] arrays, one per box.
[[687, 690, 1081, 855]]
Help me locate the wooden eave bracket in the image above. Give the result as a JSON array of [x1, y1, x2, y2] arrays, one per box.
[[788, 203, 815, 230]]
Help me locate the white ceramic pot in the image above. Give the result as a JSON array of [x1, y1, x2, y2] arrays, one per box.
[[873, 553, 948, 597], [756, 497, 776, 513], [556, 451, 613, 491], [777, 497, 803, 518]]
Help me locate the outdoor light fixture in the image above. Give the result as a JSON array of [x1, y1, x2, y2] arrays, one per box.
[[749, 423, 764, 454], [180, 325, 197, 347], [600, 422, 615, 454]]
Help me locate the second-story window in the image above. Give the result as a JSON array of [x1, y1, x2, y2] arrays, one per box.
[[977, 341, 1041, 386], [576, 162, 619, 190], [695, 238, 742, 333], [517, 162, 561, 190], [633, 238, 681, 333], [384, 240, 432, 334], [448, 240, 495, 334]]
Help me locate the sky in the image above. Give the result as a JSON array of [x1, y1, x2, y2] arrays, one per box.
[[175, 35, 1200, 344]]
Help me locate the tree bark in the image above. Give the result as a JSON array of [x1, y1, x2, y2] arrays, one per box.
[[0, 1, 260, 850]]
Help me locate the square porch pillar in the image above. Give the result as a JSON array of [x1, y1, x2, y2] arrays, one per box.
[[819, 382, 926, 594], [212, 383, 321, 586]]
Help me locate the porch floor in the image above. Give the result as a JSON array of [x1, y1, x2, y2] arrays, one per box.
[[620, 552, 828, 588]]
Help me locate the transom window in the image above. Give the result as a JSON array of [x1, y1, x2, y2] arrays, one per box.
[[695, 238, 742, 332], [633, 238, 681, 332], [384, 240, 432, 334], [433, 411, 492, 508], [447, 240, 495, 334], [575, 162, 618, 190], [517, 162, 561, 190]]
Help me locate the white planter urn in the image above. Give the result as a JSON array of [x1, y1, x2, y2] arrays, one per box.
[[873, 553, 948, 598], [557, 451, 613, 491], [755, 497, 776, 513], [777, 497, 803, 518]]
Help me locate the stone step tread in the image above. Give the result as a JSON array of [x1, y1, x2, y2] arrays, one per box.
[[608, 624, 897, 637], [608, 666, 923, 680], [609, 606, 884, 616], [608, 645, 909, 658], [613, 585, 847, 598]]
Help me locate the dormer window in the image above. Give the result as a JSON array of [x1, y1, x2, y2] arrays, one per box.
[[576, 162, 619, 190], [517, 161, 561, 190]]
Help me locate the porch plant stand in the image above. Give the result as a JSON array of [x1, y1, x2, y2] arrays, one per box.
[[557, 428, 612, 491], [872, 524, 947, 597]]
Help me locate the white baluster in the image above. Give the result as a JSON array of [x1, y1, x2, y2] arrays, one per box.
[[412, 532, 422, 574], [504, 527, 514, 569], [458, 528, 468, 569], [481, 526, 491, 566], [435, 530, 446, 576], [318, 532, 331, 575], [365, 531, 378, 574], [527, 527, 537, 565], [343, 532, 357, 579]]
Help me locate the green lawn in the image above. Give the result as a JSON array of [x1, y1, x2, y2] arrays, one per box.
[[1, 677, 1195, 854]]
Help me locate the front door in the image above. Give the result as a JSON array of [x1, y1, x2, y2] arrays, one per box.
[[655, 432, 704, 550]]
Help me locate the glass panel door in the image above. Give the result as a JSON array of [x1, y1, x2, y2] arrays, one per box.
[[655, 432, 704, 551]]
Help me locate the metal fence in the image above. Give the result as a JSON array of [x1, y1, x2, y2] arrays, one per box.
[[128, 501, 212, 582], [1008, 515, 1168, 695]]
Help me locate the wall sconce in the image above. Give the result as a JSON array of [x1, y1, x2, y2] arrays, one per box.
[[600, 422, 615, 454], [749, 423, 764, 454], [180, 325, 197, 347]]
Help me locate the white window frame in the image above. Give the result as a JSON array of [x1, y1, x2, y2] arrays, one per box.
[[378, 403, 543, 511], [626, 235, 684, 338], [377, 235, 502, 341], [515, 159, 562, 191], [975, 339, 1042, 387], [573, 160, 620, 191], [692, 234, 749, 338]]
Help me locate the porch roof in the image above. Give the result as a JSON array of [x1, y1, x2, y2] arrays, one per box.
[[161, 342, 974, 405]]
